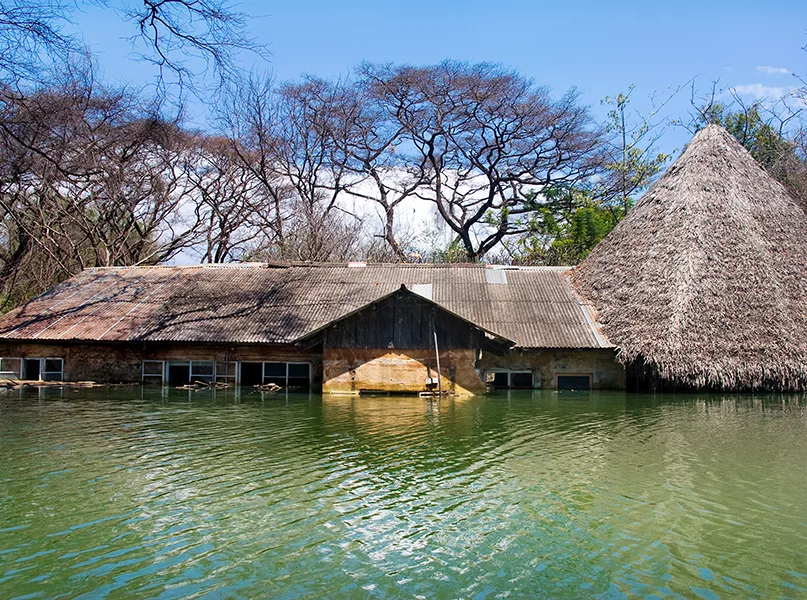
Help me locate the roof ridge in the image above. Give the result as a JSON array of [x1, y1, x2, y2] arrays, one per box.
[[84, 262, 575, 272]]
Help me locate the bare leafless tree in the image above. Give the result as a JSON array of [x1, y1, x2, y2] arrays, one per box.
[[0, 0, 267, 99], [0, 70, 207, 306], [222, 74, 367, 262], [272, 77, 364, 260], [0, 0, 81, 85], [362, 61, 604, 262], [329, 74, 420, 260], [183, 135, 264, 262], [218, 73, 297, 256]]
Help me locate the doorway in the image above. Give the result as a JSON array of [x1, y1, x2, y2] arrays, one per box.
[[23, 359, 41, 381]]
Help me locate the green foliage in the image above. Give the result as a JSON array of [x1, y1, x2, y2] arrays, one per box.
[[696, 102, 807, 205], [601, 86, 674, 213], [429, 239, 472, 264], [547, 204, 620, 265], [0, 283, 40, 315], [716, 105, 794, 167], [509, 187, 623, 266]]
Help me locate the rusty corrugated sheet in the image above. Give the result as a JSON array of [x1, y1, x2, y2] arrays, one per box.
[[0, 264, 612, 348]]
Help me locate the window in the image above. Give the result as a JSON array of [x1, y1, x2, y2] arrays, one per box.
[[263, 362, 286, 386], [144, 360, 240, 385], [488, 371, 534, 390], [260, 362, 311, 389], [18, 358, 64, 381], [215, 362, 236, 383], [23, 359, 40, 380], [0, 357, 22, 380], [190, 361, 214, 383], [492, 372, 509, 389], [556, 374, 592, 391], [509, 372, 533, 389], [239, 362, 263, 386], [144, 360, 310, 388], [166, 361, 191, 385], [142, 361, 165, 384], [42, 359, 64, 381], [287, 363, 311, 388]]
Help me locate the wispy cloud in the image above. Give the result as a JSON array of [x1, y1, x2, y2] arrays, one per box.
[[730, 83, 789, 100], [756, 66, 790, 76]]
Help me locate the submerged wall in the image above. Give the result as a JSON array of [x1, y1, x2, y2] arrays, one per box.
[[322, 347, 485, 396], [480, 348, 625, 390], [0, 342, 322, 384], [0, 342, 625, 391], [322, 347, 625, 395]]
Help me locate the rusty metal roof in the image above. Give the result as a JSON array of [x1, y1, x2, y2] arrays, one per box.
[[0, 264, 611, 348]]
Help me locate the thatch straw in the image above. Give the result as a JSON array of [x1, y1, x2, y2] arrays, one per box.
[[573, 125, 807, 391]]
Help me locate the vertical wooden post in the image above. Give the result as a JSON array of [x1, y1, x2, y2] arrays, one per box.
[[432, 311, 442, 397]]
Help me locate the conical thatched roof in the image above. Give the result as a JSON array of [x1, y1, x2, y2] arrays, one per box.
[[573, 124, 807, 391]]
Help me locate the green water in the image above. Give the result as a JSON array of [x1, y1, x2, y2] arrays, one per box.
[[1, 389, 806, 599]]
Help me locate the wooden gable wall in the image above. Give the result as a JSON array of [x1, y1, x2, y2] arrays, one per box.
[[323, 292, 486, 350]]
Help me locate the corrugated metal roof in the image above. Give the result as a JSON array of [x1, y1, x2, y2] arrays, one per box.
[[0, 264, 612, 348], [409, 283, 433, 301], [485, 268, 508, 284]]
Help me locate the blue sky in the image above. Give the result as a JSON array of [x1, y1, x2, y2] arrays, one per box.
[[71, 0, 805, 154]]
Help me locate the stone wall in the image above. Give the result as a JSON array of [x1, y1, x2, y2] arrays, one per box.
[[0, 342, 321, 384], [0, 341, 624, 391], [322, 347, 485, 396], [480, 348, 625, 390]]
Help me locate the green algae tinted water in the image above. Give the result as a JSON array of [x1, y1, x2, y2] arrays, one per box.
[[1, 389, 806, 599]]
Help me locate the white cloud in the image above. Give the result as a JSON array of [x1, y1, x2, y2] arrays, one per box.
[[756, 66, 790, 76], [730, 83, 789, 100]]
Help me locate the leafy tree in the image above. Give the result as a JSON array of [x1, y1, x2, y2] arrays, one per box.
[[600, 85, 674, 214], [503, 187, 622, 265], [361, 61, 604, 262], [547, 203, 620, 265], [502, 86, 675, 266]]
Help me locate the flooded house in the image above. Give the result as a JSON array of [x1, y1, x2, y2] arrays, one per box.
[[0, 263, 622, 394], [2, 125, 803, 394]]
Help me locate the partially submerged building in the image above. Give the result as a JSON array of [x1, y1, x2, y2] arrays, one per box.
[[0, 264, 622, 393], [573, 125, 807, 391], [4, 125, 802, 394]]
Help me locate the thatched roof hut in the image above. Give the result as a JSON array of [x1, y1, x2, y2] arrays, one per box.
[[573, 124, 807, 391]]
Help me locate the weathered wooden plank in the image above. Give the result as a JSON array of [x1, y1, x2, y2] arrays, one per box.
[[323, 291, 482, 350]]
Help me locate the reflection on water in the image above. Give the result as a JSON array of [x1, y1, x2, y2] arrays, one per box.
[[1, 388, 806, 598]]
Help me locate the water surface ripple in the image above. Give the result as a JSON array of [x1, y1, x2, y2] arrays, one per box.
[[1, 389, 806, 598]]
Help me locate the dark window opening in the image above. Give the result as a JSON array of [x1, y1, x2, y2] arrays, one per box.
[[23, 359, 40, 381], [492, 372, 509, 389], [240, 362, 263, 386], [287, 363, 311, 389], [44, 359, 61, 373], [262, 362, 286, 386], [557, 375, 591, 391], [509, 372, 533, 389], [42, 359, 63, 381], [490, 371, 534, 390], [167, 363, 191, 385]]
